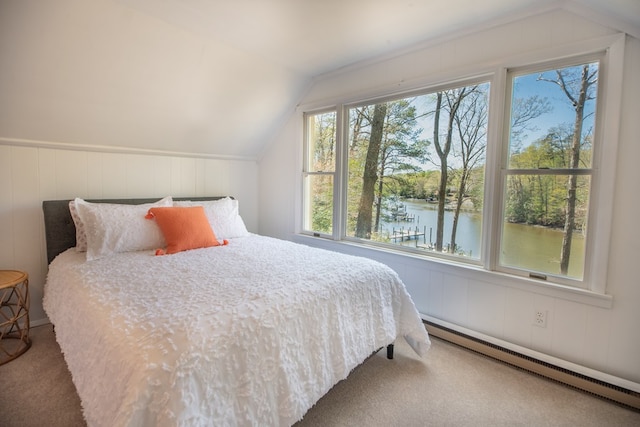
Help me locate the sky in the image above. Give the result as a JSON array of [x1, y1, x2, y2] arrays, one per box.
[[511, 63, 598, 150], [343, 60, 599, 172]]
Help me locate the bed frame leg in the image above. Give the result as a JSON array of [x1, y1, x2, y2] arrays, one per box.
[[386, 344, 394, 359]]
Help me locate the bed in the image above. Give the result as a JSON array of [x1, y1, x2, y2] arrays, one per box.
[[42, 196, 430, 427]]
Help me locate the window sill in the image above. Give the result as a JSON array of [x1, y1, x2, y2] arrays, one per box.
[[293, 234, 613, 309]]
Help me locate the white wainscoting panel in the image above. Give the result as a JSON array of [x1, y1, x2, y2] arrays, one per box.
[[0, 141, 258, 325]]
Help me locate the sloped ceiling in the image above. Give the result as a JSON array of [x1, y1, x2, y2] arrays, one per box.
[[116, 0, 640, 77], [0, 0, 638, 159]]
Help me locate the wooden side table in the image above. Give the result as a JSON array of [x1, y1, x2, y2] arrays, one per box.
[[0, 270, 31, 365]]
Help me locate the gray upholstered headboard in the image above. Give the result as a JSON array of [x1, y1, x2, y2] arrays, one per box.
[[42, 196, 228, 264]]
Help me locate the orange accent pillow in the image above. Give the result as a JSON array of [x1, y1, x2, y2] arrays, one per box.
[[146, 206, 221, 254]]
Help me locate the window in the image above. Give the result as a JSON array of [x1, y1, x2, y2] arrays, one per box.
[[303, 111, 336, 235], [343, 82, 490, 261], [301, 36, 622, 292], [499, 60, 599, 283]]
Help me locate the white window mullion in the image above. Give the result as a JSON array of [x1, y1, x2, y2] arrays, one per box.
[[583, 34, 625, 294], [333, 104, 347, 240], [484, 67, 508, 272]]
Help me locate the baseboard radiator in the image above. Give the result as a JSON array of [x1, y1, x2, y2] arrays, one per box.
[[424, 321, 640, 410]]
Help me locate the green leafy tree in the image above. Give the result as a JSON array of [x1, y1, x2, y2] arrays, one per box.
[[350, 100, 429, 238], [373, 100, 429, 231], [309, 113, 336, 232], [355, 103, 387, 238]]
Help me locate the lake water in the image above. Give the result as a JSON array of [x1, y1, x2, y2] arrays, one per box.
[[378, 198, 584, 278]]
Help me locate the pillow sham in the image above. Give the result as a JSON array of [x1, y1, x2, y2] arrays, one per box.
[[145, 206, 225, 254], [68, 200, 87, 252], [174, 197, 249, 239], [74, 196, 173, 261]]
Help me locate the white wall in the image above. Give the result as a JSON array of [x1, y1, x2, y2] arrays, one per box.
[[259, 10, 640, 386], [0, 0, 305, 158], [0, 0, 262, 327], [0, 141, 258, 324]]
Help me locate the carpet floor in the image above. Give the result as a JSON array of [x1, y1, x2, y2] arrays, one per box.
[[1, 324, 639, 426]]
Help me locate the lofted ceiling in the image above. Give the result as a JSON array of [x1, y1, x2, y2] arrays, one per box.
[[1, 0, 639, 159], [118, 0, 555, 77], [118, 0, 640, 77]]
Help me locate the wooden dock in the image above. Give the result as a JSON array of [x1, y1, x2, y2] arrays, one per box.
[[393, 212, 416, 222], [390, 226, 425, 242]]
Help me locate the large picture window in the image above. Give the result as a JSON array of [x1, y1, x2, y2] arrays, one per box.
[[301, 38, 622, 293], [344, 82, 490, 260]]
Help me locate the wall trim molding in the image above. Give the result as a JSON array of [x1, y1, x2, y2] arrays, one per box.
[[0, 137, 257, 162]]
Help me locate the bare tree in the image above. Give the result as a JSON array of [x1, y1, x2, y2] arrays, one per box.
[[510, 95, 552, 150], [450, 86, 487, 253], [539, 64, 597, 274], [432, 88, 470, 252]]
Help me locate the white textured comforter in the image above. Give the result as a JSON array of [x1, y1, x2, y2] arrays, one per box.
[[44, 234, 430, 427]]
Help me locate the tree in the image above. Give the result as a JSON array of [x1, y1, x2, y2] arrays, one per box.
[[450, 85, 487, 253], [510, 95, 552, 150], [505, 132, 580, 227], [432, 88, 470, 252], [539, 64, 597, 274], [373, 99, 429, 231], [349, 100, 429, 238], [309, 112, 336, 232], [355, 103, 387, 238]]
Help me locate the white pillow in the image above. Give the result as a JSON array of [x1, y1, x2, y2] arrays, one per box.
[[69, 200, 88, 251], [174, 197, 249, 239], [74, 197, 173, 261]]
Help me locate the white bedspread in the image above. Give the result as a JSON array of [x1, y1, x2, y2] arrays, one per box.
[[44, 234, 430, 427]]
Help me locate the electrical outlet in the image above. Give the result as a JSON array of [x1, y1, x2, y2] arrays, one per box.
[[534, 310, 547, 327], [534, 309, 547, 328]]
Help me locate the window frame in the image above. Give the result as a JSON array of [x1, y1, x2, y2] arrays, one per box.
[[494, 53, 604, 288], [302, 109, 339, 238], [337, 78, 492, 265], [299, 34, 625, 296]]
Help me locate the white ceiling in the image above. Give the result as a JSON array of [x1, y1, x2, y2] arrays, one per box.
[[2, 0, 639, 158], [111, 0, 639, 157], [117, 0, 640, 77]]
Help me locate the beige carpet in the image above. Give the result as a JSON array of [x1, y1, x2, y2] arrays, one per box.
[[1, 324, 639, 427]]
